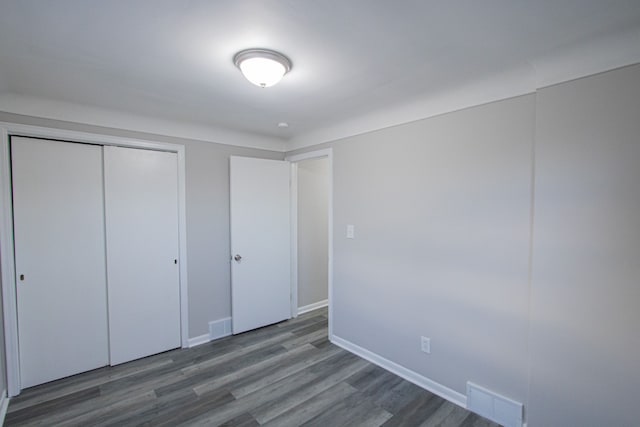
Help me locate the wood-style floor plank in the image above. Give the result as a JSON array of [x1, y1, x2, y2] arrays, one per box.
[[261, 381, 359, 427], [5, 307, 500, 427]]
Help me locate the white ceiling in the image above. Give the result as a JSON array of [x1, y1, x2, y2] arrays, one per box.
[[1, 1, 640, 151]]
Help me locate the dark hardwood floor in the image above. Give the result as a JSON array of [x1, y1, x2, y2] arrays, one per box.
[[5, 308, 499, 426]]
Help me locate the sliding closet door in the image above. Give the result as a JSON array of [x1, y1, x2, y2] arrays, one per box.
[[12, 137, 109, 388], [104, 146, 181, 365]]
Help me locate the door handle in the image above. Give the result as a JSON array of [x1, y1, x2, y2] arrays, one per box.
[[234, 254, 242, 262]]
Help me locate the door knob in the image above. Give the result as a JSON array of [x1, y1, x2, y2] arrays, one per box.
[[234, 254, 242, 262]]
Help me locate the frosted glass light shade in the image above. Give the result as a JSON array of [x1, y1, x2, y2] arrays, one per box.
[[234, 49, 292, 88], [239, 57, 286, 87]]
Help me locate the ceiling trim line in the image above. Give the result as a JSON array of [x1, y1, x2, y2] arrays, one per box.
[[0, 93, 288, 152], [286, 26, 640, 151]]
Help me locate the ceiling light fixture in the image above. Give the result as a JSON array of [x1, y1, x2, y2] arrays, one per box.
[[233, 48, 292, 88]]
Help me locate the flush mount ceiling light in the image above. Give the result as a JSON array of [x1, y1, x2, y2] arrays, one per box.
[[233, 48, 292, 88]]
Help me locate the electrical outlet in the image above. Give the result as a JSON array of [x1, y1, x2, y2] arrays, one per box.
[[421, 336, 431, 354]]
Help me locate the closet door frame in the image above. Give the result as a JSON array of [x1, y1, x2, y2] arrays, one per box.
[[0, 123, 189, 397]]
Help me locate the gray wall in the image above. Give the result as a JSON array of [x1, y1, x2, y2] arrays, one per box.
[[528, 64, 640, 427], [297, 158, 329, 308], [182, 140, 282, 335], [2, 63, 639, 425], [0, 112, 283, 338], [0, 263, 6, 396], [331, 94, 534, 404], [287, 64, 640, 426]]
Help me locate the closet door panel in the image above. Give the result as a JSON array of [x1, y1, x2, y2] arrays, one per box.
[[104, 146, 181, 365], [12, 137, 109, 388]]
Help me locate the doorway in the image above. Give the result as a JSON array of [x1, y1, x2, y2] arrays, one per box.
[[287, 148, 333, 336]]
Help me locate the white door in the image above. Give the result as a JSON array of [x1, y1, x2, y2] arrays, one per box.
[[230, 156, 291, 334], [104, 146, 181, 365], [12, 137, 109, 388]]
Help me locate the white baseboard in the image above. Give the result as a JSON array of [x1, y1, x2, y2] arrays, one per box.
[[0, 389, 9, 425], [330, 335, 467, 409], [187, 317, 233, 348], [298, 299, 328, 315], [187, 333, 211, 348]]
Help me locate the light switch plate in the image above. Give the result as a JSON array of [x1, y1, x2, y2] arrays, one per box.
[[421, 336, 431, 354], [346, 224, 355, 239]]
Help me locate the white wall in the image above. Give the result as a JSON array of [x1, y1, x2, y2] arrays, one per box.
[[297, 158, 329, 308], [528, 64, 640, 427]]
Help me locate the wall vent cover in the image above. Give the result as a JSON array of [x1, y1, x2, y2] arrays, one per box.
[[466, 382, 523, 427]]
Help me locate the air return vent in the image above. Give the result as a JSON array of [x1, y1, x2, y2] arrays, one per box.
[[466, 382, 523, 427]]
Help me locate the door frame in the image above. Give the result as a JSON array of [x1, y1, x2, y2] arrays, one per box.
[[0, 122, 190, 397], [285, 148, 333, 339]]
